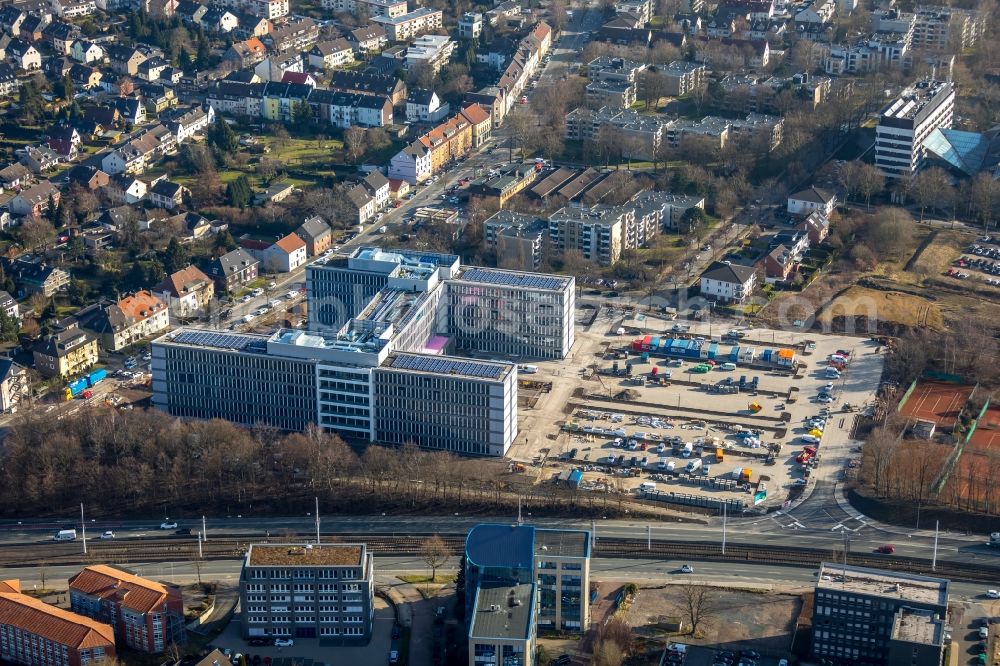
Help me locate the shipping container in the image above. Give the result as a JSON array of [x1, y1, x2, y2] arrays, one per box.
[[708, 343, 718, 359], [68, 378, 88, 397], [776, 349, 795, 366], [631, 339, 644, 351], [642, 335, 652, 350], [641, 352, 650, 362], [729, 346, 740, 361], [651, 336, 660, 350], [87, 368, 107, 387], [762, 349, 772, 362], [567, 469, 583, 489]]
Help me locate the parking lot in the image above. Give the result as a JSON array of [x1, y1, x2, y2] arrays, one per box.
[[507, 304, 885, 513]]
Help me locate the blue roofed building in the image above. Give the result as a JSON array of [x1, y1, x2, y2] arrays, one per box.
[[465, 523, 592, 665]]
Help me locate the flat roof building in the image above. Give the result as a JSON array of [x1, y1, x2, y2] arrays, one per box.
[[240, 543, 374, 644], [812, 563, 949, 666], [154, 247, 575, 455], [875, 79, 954, 179]]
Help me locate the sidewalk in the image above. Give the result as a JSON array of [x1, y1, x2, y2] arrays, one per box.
[[380, 578, 437, 666]]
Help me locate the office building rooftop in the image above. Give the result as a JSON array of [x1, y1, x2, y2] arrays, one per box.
[[816, 563, 948, 606], [457, 266, 571, 290], [247, 543, 365, 567], [880, 80, 951, 120], [470, 583, 534, 640], [383, 353, 513, 380], [892, 608, 944, 646], [535, 529, 590, 558]]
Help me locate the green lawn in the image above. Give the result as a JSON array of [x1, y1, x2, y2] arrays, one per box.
[[264, 137, 344, 167]]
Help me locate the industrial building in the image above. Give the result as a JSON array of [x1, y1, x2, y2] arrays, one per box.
[[811, 563, 949, 666], [153, 247, 574, 455], [239, 543, 374, 644]]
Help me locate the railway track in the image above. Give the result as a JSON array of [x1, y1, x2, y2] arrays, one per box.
[[1, 533, 995, 584]]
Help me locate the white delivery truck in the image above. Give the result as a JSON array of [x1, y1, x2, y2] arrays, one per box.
[[53, 529, 77, 541], [682, 442, 694, 458], [685, 458, 703, 473], [518, 364, 539, 374]]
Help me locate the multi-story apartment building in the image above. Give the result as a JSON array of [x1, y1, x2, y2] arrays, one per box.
[[154, 248, 575, 455], [33, 326, 99, 378], [912, 5, 984, 51], [657, 60, 706, 96], [564, 107, 665, 160], [547, 206, 624, 265], [875, 79, 953, 179], [585, 79, 636, 109], [698, 261, 757, 304], [320, 0, 407, 17], [68, 565, 185, 654], [811, 563, 949, 666], [0, 578, 116, 666], [239, 543, 374, 643], [372, 7, 443, 41], [458, 11, 482, 39], [464, 524, 591, 666], [74, 290, 170, 352], [405, 34, 456, 74], [483, 211, 547, 271]]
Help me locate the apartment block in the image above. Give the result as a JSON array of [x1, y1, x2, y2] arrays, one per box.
[[69, 565, 185, 654], [585, 79, 636, 109], [320, 0, 407, 18], [0, 579, 116, 666], [155, 248, 575, 455], [483, 210, 547, 271], [912, 5, 984, 51], [372, 7, 443, 41], [875, 79, 954, 179], [240, 543, 374, 644], [812, 563, 948, 666], [657, 60, 706, 96], [464, 523, 592, 666]]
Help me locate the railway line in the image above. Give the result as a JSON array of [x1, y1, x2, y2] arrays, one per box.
[[1, 533, 996, 585]]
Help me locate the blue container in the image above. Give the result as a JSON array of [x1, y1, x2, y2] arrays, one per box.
[[87, 368, 107, 387], [762, 349, 773, 362], [568, 469, 583, 488], [68, 378, 88, 397], [730, 346, 739, 361]]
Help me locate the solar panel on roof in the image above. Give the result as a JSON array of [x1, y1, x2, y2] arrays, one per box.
[[390, 354, 507, 379], [461, 268, 566, 291], [172, 330, 266, 351]]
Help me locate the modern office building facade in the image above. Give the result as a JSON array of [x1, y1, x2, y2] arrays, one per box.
[[875, 79, 954, 180], [811, 563, 949, 666], [239, 543, 374, 644], [154, 247, 575, 455], [464, 523, 592, 653]]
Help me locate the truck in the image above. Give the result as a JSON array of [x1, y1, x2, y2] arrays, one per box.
[[685, 458, 703, 473], [796, 446, 817, 464], [86, 368, 107, 387], [682, 442, 694, 458], [53, 529, 77, 541]]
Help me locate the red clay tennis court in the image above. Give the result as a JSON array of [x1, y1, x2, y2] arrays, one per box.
[[898, 380, 972, 428], [967, 405, 1000, 454]]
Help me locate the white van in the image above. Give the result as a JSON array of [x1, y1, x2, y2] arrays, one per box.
[[639, 481, 657, 493], [53, 529, 77, 541], [720, 362, 737, 371], [682, 442, 694, 458], [518, 364, 539, 374]]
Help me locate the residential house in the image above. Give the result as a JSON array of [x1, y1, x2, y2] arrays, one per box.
[[256, 233, 307, 273], [140, 83, 177, 114], [280, 71, 317, 87], [207, 248, 258, 292], [154, 265, 215, 317], [406, 88, 449, 123], [105, 44, 146, 75], [346, 24, 387, 54], [388, 138, 432, 184], [163, 104, 214, 143], [137, 56, 169, 81], [114, 97, 147, 125], [460, 103, 492, 148], [17, 15, 47, 43], [52, 0, 97, 17], [458, 12, 482, 39], [17, 145, 62, 173], [201, 6, 239, 32], [0, 359, 28, 413], [307, 89, 393, 128], [104, 174, 147, 204], [74, 291, 170, 351], [46, 124, 80, 158], [0, 163, 32, 191], [8, 259, 69, 297], [262, 16, 318, 52], [465, 87, 505, 127], [67, 63, 99, 89], [763, 244, 795, 283], [33, 326, 98, 377], [254, 53, 302, 82], [307, 38, 354, 70], [0, 291, 17, 321], [698, 260, 757, 304], [55, 164, 108, 191], [224, 36, 266, 68], [404, 34, 455, 74], [327, 70, 406, 105], [787, 186, 836, 217], [422, 111, 472, 173], [251, 181, 294, 205], [10, 180, 59, 217], [234, 13, 270, 38], [388, 178, 409, 200], [0, 7, 27, 36], [295, 215, 332, 256], [0, 63, 19, 97], [362, 170, 390, 211], [176, 0, 208, 24], [469, 162, 538, 209], [7, 38, 40, 70], [797, 211, 830, 245], [346, 183, 377, 225], [148, 179, 189, 209], [69, 565, 185, 654], [42, 20, 76, 55]]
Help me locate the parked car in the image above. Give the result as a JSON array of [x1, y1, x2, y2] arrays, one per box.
[[680, 564, 694, 573], [876, 544, 895, 554], [159, 521, 177, 529], [274, 638, 294, 648], [389, 650, 399, 664], [100, 530, 115, 540], [987, 590, 1000, 599]]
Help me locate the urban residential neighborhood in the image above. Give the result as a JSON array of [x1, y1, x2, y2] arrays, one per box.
[[0, 0, 996, 663]]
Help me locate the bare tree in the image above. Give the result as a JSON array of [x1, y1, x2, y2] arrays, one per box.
[[857, 163, 885, 210], [910, 167, 952, 221], [677, 583, 717, 636], [344, 126, 367, 162], [420, 534, 450, 581], [966, 172, 998, 229]]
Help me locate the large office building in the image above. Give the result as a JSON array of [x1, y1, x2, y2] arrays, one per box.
[[875, 79, 954, 180], [153, 247, 574, 455], [811, 563, 949, 666], [465, 523, 591, 666], [239, 543, 374, 644]]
